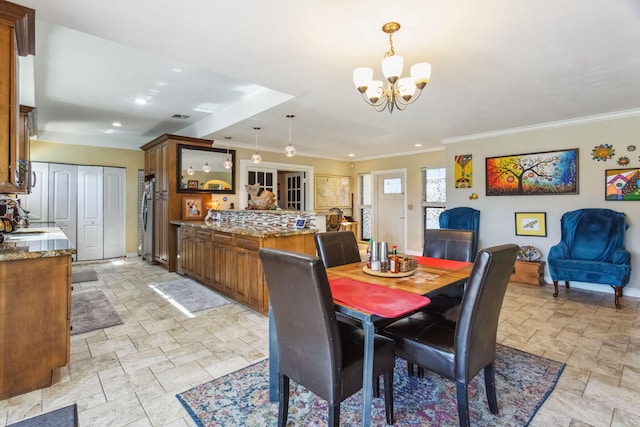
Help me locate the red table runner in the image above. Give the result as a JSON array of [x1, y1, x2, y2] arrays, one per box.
[[413, 256, 472, 270], [329, 277, 430, 318]]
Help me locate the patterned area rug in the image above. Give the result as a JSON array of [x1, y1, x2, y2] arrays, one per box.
[[154, 278, 230, 313], [177, 344, 564, 427]]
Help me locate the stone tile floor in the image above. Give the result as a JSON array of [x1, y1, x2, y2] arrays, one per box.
[[1, 257, 639, 426]]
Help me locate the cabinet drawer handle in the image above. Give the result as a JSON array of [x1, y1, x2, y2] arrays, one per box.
[[241, 249, 249, 255]]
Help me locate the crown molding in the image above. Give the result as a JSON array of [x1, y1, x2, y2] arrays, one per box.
[[441, 108, 640, 144]]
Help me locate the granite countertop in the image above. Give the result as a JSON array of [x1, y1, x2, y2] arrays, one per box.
[[0, 226, 76, 261], [171, 220, 318, 238]]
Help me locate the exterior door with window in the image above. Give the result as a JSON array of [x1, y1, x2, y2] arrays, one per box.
[[374, 170, 406, 253]]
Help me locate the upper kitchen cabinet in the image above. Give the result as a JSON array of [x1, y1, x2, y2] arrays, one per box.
[[0, 0, 35, 194]]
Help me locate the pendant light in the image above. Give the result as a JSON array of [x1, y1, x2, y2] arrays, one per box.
[[251, 126, 262, 163], [202, 162, 211, 172], [284, 114, 296, 157], [223, 137, 233, 169], [187, 165, 195, 175]]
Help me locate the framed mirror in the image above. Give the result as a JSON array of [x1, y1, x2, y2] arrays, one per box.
[[177, 144, 236, 194]]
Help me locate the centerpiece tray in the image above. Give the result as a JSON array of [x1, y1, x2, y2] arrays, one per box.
[[362, 266, 416, 278]]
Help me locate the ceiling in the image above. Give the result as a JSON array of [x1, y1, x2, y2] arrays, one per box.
[[12, 0, 640, 161]]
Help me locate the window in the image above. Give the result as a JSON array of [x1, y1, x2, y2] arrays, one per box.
[[422, 167, 446, 229]]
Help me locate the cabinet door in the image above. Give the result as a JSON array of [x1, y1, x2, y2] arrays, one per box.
[[21, 161, 48, 221], [234, 246, 251, 305], [244, 249, 265, 312], [0, 25, 18, 192]]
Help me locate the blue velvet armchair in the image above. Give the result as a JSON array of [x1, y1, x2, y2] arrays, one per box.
[[548, 208, 631, 308], [439, 207, 480, 257]]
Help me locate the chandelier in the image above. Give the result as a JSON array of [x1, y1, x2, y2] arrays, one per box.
[[223, 137, 233, 169], [251, 127, 262, 163], [284, 114, 296, 157], [353, 22, 431, 113]]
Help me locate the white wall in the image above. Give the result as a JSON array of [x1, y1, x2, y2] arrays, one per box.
[[445, 114, 640, 297]]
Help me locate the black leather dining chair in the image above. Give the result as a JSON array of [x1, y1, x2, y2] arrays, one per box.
[[314, 230, 362, 268], [382, 244, 519, 427], [259, 248, 396, 426], [420, 229, 475, 321]]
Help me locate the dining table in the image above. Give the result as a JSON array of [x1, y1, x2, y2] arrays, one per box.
[[267, 256, 473, 427]]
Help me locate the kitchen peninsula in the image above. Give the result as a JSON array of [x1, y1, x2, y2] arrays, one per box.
[[172, 209, 317, 314], [0, 226, 75, 399]]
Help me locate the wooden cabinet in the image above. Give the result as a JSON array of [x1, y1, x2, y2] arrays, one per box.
[[0, 254, 71, 399], [510, 260, 546, 286], [141, 134, 213, 271], [16, 105, 35, 193], [0, 1, 35, 194], [179, 224, 316, 315], [212, 231, 234, 295]]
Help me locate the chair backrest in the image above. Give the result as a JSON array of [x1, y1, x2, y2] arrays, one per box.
[[454, 244, 519, 380], [314, 231, 361, 268], [439, 207, 480, 255], [423, 229, 475, 262], [560, 208, 628, 261], [259, 248, 341, 401]]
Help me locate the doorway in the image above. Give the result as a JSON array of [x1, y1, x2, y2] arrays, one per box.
[[373, 169, 407, 253], [240, 160, 314, 210]]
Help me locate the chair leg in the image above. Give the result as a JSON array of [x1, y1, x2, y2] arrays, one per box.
[[384, 369, 394, 425], [552, 280, 559, 297], [278, 374, 290, 427], [455, 381, 470, 427], [328, 403, 340, 427], [565, 280, 570, 289], [484, 363, 499, 414], [417, 366, 424, 378], [613, 286, 623, 309], [374, 375, 380, 398], [407, 362, 414, 377]]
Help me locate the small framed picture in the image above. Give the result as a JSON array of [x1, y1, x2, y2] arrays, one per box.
[[514, 212, 547, 237], [182, 196, 206, 220], [187, 180, 199, 189]]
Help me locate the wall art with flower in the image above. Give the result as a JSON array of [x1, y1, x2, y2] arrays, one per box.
[[485, 149, 578, 196]]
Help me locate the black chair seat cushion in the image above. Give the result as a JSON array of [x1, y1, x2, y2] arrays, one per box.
[[383, 315, 456, 379]]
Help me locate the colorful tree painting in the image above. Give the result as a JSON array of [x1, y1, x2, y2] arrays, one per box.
[[486, 149, 578, 196]]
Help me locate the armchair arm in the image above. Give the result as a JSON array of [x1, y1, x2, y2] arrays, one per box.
[[548, 242, 570, 260], [611, 248, 631, 265]]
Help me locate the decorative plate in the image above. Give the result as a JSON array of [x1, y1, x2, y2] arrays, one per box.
[[627, 145, 636, 152]]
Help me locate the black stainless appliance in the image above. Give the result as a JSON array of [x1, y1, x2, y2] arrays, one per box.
[[141, 178, 154, 264]]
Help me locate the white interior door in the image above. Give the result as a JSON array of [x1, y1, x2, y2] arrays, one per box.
[[103, 167, 126, 259], [77, 166, 104, 261], [49, 163, 77, 250], [21, 162, 49, 222], [373, 170, 407, 253]]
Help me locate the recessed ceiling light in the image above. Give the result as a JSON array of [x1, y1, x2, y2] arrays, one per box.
[[112, 122, 122, 127], [134, 98, 148, 105], [104, 129, 115, 134], [171, 68, 183, 73], [414, 143, 422, 147], [348, 153, 355, 157]]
